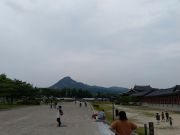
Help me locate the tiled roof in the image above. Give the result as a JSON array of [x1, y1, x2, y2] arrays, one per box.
[[125, 85, 180, 97], [146, 88, 175, 96], [131, 88, 158, 97], [174, 85, 180, 92], [133, 85, 152, 92]]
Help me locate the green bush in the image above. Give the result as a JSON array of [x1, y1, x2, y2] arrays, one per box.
[[116, 96, 139, 105], [17, 100, 40, 105], [93, 104, 99, 108]]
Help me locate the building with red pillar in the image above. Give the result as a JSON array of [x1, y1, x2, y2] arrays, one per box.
[[127, 85, 180, 111]]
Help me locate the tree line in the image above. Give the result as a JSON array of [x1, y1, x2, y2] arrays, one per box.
[[1, 74, 112, 104], [0, 74, 38, 104]]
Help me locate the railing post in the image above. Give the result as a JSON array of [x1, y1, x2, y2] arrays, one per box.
[[148, 122, 154, 135], [144, 124, 148, 135]]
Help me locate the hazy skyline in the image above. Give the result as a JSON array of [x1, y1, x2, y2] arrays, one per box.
[[0, 0, 180, 89]]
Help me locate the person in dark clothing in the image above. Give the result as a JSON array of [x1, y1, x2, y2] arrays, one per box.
[[161, 112, 165, 121], [165, 111, 169, 122], [156, 113, 160, 125], [115, 109, 119, 117], [84, 101, 87, 107], [79, 102, 82, 107], [169, 116, 173, 126]]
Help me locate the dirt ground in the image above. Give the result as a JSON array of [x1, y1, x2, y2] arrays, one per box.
[[116, 105, 180, 135]]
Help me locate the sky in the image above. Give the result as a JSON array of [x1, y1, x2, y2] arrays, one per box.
[[0, 0, 180, 89]]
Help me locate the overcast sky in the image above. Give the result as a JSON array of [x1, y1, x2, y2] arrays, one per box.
[[0, 0, 180, 88]]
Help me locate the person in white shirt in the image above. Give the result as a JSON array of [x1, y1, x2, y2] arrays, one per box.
[[57, 106, 63, 127]]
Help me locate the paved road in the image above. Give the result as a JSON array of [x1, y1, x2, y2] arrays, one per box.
[[0, 102, 111, 135]]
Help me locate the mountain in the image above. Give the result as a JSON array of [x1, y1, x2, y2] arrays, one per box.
[[49, 76, 128, 94]]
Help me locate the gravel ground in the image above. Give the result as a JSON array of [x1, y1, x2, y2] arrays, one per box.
[[0, 102, 111, 135], [116, 105, 180, 135]]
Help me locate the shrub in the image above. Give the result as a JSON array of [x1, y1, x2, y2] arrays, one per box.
[[93, 104, 99, 108], [16, 100, 40, 105]]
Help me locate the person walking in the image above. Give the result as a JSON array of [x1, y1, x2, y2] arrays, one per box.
[[84, 101, 87, 107], [156, 113, 160, 125], [161, 112, 165, 122], [165, 111, 169, 122], [54, 102, 57, 109], [169, 116, 173, 127], [115, 109, 119, 117], [110, 111, 137, 135], [57, 106, 63, 127], [50, 100, 53, 109]]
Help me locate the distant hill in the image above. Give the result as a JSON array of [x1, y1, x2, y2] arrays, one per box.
[[49, 76, 128, 94]]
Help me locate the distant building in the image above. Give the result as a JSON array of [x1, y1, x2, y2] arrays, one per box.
[[143, 85, 180, 106], [123, 85, 180, 111]]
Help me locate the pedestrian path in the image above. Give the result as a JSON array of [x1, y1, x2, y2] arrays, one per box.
[[97, 122, 114, 135], [88, 101, 114, 135], [0, 102, 113, 135]]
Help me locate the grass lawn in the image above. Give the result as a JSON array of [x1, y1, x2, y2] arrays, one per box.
[[0, 104, 26, 110], [91, 101, 145, 135], [142, 111, 155, 117]]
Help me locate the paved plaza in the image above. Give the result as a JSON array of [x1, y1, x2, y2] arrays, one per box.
[[0, 102, 112, 135]]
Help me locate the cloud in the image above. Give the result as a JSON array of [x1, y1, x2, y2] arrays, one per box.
[[5, 0, 25, 12], [0, 0, 180, 88]]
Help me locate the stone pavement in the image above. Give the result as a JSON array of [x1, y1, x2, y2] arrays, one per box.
[[0, 102, 113, 135]]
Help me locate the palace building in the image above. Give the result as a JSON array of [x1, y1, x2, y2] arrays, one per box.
[[128, 85, 180, 111]]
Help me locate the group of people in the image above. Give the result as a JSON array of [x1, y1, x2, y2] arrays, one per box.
[[92, 109, 106, 120], [75, 100, 88, 107], [50, 101, 58, 109], [55, 103, 138, 135], [155, 111, 172, 126], [56, 100, 88, 127], [79, 101, 87, 107], [92, 109, 137, 135]]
